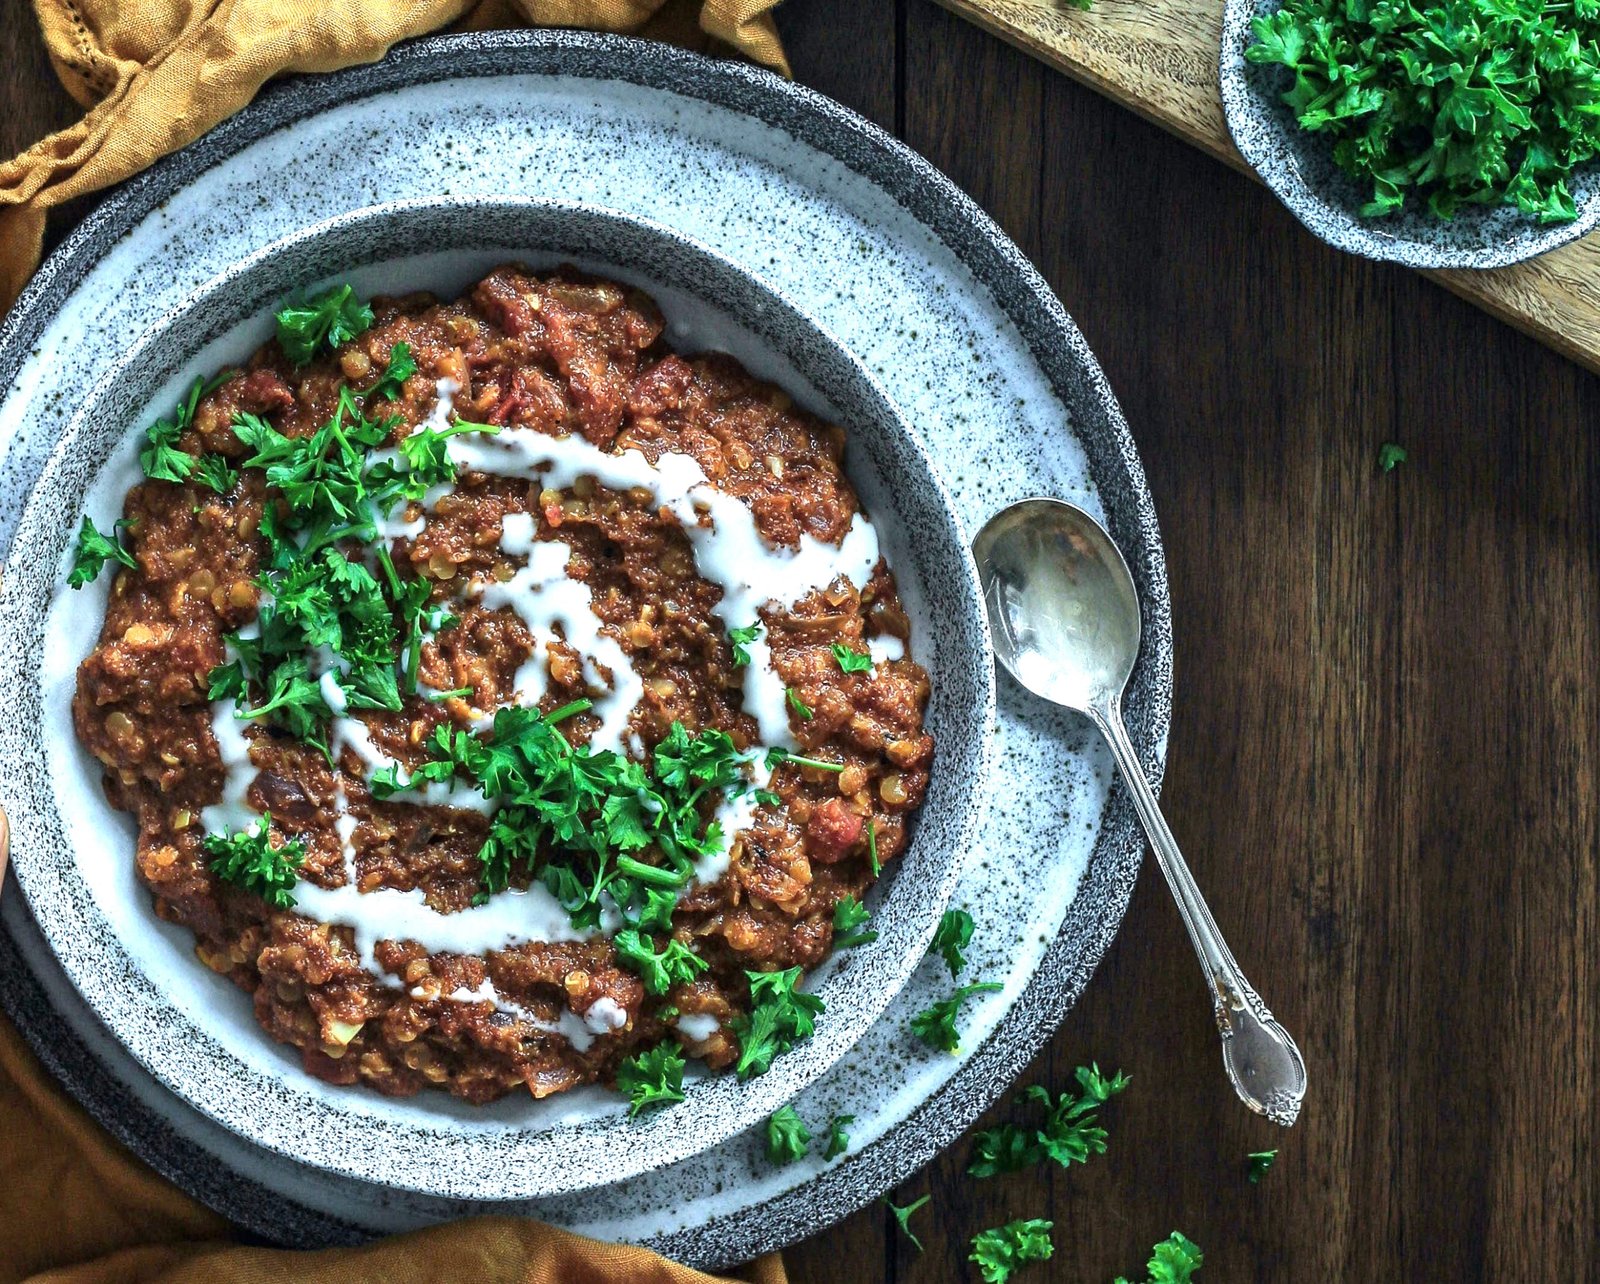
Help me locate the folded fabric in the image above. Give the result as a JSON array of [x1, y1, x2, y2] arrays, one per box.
[[0, 2, 790, 1278], [0, 0, 789, 312]]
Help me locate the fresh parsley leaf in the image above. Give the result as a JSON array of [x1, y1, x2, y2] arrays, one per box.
[[1245, 0, 1600, 224], [968, 1063, 1130, 1178], [884, 1194, 930, 1252], [203, 813, 303, 908], [765, 747, 844, 773], [275, 284, 375, 366], [732, 966, 825, 1079], [1378, 442, 1408, 472], [832, 895, 878, 949], [624, 887, 679, 934], [831, 642, 873, 673], [930, 907, 974, 977], [764, 1105, 811, 1165], [823, 1112, 854, 1160], [1113, 1231, 1203, 1284], [969, 1219, 1054, 1284], [729, 622, 760, 667], [68, 517, 137, 588], [615, 1042, 686, 1117], [366, 341, 416, 400], [1247, 1148, 1278, 1183], [614, 929, 708, 996], [193, 454, 239, 494], [785, 687, 813, 720], [909, 981, 1002, 1054]]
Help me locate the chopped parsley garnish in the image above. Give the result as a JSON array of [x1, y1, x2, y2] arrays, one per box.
[[138, 373, 228, 484], [622, 887, 679, 933], [729, 622, 760, 666], [193, 454, 239, 494], [1245, 0, 1600, 223], [68, 517, 137, 588], [275, 283, 375, 366], [1378, 442, 1408, 472], [731, 966, 824, 1079], [832, 895, 878, 948], [823, 1113, 854, 1160], [785, 687, 813, 720], [909, 981, 1002, 1054], [968, 1064, 1131, 1177], [615, 1042, 686, 1117], [969, 1219, 1054, 1284], [613, 930, 709, 996], [1247, 1148, 1279, 1183], [1113, 1231, 1204, 1284], [867, 819, 880, 877], [366, 342, 416, 400], [764, 1105, 811, 1165], [884, 1194, 930, 1251], [203, 813, 303, 909], [765, 747, 844, 773], [930, 907, 974, 977], [831, 642, 873, 673]]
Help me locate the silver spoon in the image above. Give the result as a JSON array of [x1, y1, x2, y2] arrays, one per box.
[[973, 497, 1306, 1126]]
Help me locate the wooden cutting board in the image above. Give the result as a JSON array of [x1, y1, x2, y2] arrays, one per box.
[[936, 0, 1600, 377]]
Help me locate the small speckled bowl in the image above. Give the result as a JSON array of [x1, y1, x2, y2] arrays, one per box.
[[1220, 0, 1600, 268], [0, 198, 995, 1200]]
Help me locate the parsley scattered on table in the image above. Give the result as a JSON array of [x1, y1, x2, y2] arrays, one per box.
[[731, 966, 825, 1078], [969, 1064, 1131, 1177], [884, 1194, 930, 1251], [613, 929, 709, 995], [831, 642, 873, 673], [930, 907, 974, 977], [1114, 1231, 1204, 1284], [785, 687, 813, 719], [909, 981, 1002, 1053], [365, 341, 416, 400], [67, 516, 137, 588], [1245, 0, 1600, 223], [1247, 1148, 1279, 1183], [203, 813, 303, 909], [615, 1042, 686, 1117], [1378, 442, 1408, 472], [969, 1218, 1054, 1284], [823, 1112, 854, 1159], [275, 283, 375, 365], [765, 1105, 811, 1164], [832, 895, 878, 949], [729, 622, 760, 667]]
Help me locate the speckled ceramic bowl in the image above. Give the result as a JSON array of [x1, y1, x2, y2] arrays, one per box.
[[1220, 0, 1600, 268], [0, 197, 995, 1199]]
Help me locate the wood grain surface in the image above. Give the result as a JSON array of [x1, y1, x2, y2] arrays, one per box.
[[6, 1, 1600, 1278], [935, 0, 1600, 381]]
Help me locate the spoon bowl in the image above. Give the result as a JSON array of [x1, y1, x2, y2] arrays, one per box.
[[974, 498, 1307, 1126]]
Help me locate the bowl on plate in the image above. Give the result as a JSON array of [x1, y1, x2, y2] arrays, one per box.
[[0, 197, 995, 1199], [1219, 0, 1600, 269]]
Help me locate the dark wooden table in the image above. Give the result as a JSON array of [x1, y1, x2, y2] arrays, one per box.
[[6, 1, 1598, 1279]]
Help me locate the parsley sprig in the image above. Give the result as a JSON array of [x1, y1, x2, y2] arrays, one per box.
[[931, 907, 974, 977], [765, 1105, 811, 1164], [203, 813, 304, 908], [831, 641, 873, 673], [615, 1042, 686, 1116], [832, 895, 878, 949], [884, 1194, 930, 1251], [275, 283, 375, 366], [910, 981, 1001, 1053], [731, 966, 825, 1078], [1114, 1231, 1204, 1284], [1246, 0, 1600, 223], [68, 517, 137, 588], [968, 1064, 1131, 1177], [969, 1219, 1054, 1284], [139, 373, 229, 485]]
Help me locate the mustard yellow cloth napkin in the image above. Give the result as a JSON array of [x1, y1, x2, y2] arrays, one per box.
[[0, 0, 790, 312], [0, 4, 790, 1279]]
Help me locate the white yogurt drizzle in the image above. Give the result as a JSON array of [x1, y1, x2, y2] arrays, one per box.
[[203, 384, 884, 1036]]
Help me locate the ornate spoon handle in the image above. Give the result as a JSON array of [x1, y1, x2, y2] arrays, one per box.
[[1089, 690, 1307, 1126]]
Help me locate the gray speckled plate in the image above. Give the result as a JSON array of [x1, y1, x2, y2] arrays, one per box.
[[0, 32, 1170, 1267], [1219, 0, 1600, 268], [0, 196, 994, 1200]]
